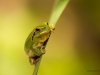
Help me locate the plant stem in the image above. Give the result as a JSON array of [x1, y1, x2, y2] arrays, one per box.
[[32, 55, 42, 75], [49, 0, 70, 25]]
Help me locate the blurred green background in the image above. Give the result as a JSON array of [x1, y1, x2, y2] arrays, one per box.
[[0, 0, 100, 75]]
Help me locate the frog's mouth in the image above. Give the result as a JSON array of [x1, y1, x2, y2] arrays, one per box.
[[50, 28, 55, 32]]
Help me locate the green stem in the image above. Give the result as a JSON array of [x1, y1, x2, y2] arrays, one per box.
[[49, 0, 70, 26], [32, 55, 42, 75]]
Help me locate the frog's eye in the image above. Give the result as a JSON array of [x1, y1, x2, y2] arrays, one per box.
[[36, 28, 40, 31], [47, 22, 48, 25]]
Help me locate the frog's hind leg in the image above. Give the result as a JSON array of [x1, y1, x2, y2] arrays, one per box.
[[29, 56, 40, 65], [29, 57, 35, 65]]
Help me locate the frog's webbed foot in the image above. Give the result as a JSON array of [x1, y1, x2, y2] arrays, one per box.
[[41, 49, 46, 54], [37, 44, 46, 54], [50, 28, 55, 32], [37, 47, 46, 54], [41, 46, 46, 54]]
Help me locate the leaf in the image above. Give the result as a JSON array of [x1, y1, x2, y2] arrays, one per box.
[[49, 0, 70, 25]]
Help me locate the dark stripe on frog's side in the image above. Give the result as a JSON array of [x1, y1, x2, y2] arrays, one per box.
[[31, 28, 41, 41], [32, 32, 35, 41]]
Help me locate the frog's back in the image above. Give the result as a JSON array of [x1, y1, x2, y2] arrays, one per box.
[[24, 31, 34, 51]]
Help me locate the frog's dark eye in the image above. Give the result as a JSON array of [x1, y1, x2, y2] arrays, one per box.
[[36, 28, 40, 31], [47, 22, 48, 25]]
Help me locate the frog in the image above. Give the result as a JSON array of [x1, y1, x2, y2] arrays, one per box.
[[24, 22, 55, 65]]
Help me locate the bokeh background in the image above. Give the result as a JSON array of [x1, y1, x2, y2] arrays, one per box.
[[0, 0, 100, 75]]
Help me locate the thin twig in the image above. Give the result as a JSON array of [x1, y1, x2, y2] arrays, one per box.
[[32, 55, 42, 75], [49, 0, 70, 25]]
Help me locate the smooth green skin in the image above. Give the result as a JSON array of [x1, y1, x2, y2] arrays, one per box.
[[24, 22, 53, 64]]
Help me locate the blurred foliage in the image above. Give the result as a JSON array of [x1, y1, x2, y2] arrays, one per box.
[[0, 0, 100, 75]]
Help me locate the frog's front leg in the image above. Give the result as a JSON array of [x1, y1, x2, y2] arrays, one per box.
[[31, 46, 45, 56]]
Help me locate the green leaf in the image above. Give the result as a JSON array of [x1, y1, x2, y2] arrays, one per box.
[[49, 0, 70, 25]]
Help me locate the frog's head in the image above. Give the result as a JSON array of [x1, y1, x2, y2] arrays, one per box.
[[34, 22, 55, 34]]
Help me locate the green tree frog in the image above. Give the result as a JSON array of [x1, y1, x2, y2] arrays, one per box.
[[24, 22, 54, 65]]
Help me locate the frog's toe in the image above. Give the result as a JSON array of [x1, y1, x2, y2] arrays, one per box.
[[41, 49, 46, 54]]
